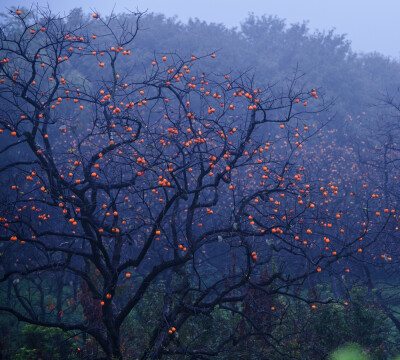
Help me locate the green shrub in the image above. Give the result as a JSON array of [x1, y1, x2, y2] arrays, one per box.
[[14, 325, 78, 360]]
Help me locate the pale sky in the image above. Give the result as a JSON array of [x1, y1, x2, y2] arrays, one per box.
[[1, 0, 399, 59]]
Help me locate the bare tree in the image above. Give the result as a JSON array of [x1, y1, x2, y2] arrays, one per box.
[[0, 7, 396, 360]]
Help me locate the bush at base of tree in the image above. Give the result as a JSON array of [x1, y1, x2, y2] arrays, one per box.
[[14, 325, 78, 360]]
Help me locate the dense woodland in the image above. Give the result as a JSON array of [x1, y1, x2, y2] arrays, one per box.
[[1, 6, 400, 360]]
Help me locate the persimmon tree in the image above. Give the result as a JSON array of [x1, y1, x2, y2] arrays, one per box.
[[346, 94, 400, 337], [0, 7, 397, 360]]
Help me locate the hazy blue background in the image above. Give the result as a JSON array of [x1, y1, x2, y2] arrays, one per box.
[[1, 0, 399, 59]]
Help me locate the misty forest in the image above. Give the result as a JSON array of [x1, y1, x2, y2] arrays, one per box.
[[1, 5, 400, 360]]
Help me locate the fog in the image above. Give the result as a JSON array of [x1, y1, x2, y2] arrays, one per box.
[[2, 0, 400, 58]]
